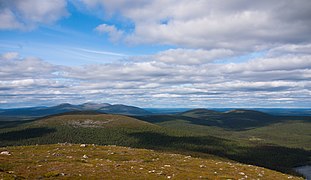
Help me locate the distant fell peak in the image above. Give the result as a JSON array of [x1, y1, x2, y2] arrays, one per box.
[[182, 108, 220, 114], [110, 104, 132, 107], [51, 110, 103, 116], [82, 102, 97, 105], [99, 104, 151, 115], [82, 102, 111, 106], [53, 103, 74, 108], [225, 109, 269, 115], [58, 103, 72, 106]]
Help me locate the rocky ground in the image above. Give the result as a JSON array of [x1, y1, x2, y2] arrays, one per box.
[[0, 144, 303, 179]]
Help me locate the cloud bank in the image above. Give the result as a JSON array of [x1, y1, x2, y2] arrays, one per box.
[[0, 0, 310, 107], [81, 0, 311, 51], [0, 0, 68, 30], [1, 43, 310, 107]]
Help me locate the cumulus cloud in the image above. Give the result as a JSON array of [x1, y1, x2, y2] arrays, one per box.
[[95, 24, 124, 42], [79, 0, 311, 51], [0, 52, 62, 80], [0, 8, 22, 29], [150, 48, 234, 65], [1, 0, 311, 107], [0, 52, 19, 60], [0, 0, 68, 30], [2, 42, 310, 108]]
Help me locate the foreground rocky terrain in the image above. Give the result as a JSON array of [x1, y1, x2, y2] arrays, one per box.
[[0, 144, 303, 179]]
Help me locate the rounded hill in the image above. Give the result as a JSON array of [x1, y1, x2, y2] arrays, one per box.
[[34, 113, 157, 129]]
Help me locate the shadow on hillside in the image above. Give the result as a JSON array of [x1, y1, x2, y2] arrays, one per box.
[[0, 120, 35, 129], [135, 115, 219, 126], [129, 131, 311, 174], [0, 127, 56, 141]]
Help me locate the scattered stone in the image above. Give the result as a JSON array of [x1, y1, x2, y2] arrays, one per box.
[[52, 153, 62, 156], [199, 165, 206, 168], [8, 171, 14, 174], [0, 151, 11, 155], [167, 176, 171, 179], [164, 165, 171, 167], [83, 155, 88, 159], [157, 171, 163, 175], [80, 144, 87, 147], [288, 176, 293, 179], [239, 172, 245, 176]]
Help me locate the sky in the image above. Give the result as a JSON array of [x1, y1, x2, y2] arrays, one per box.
[[0, 0, 311, 108]]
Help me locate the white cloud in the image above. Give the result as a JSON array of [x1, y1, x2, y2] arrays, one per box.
[[0, 0, 68, 30], [223, 55, 311, 73], [0, 8, 22, 30], [0, 55, 61, 80], [2, 0, 311, 108], [79, 0, 311, 51], [148, 48, 234, 65], [267, 44, 311, 57], [1, 41, 311, 108], [95, 24, 124, 42], [0, 52, 19, 60]]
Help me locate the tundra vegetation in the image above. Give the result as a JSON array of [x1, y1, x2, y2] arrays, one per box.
[[0, 110, 310, 179]]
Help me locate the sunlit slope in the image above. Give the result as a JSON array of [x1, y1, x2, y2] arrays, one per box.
[[0, 113, 162, 147], [0, 144, 303, 179]]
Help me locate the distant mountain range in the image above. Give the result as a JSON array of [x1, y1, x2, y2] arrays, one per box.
[[0, 103, 151, 118]]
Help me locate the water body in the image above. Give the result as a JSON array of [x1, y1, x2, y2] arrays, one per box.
[[295, 165, 311, 180]]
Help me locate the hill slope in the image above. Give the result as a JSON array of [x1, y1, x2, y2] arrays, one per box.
[[179, 108, 278, 130], [0, 113, 161, 147], [138, 109, 311, 150], [0, 112, 310, 177], [0, 144, 303, 179]]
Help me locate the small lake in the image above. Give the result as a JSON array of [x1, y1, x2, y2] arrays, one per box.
[[295, 165, 311, 180]]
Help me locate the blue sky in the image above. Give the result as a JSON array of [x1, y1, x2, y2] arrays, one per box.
[[0, 0, 310, 108]]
